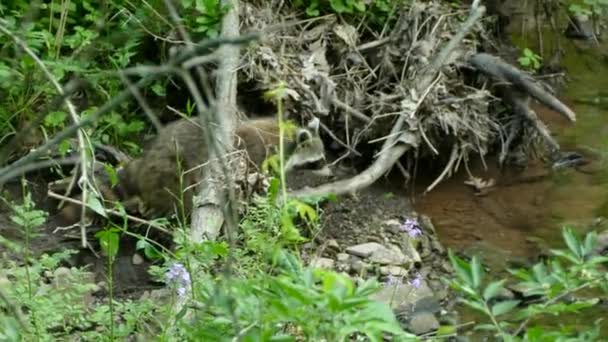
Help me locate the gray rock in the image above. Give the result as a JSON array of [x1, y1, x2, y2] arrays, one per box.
[[380, 266, 407, 276], [326, 239, 340, 250], [398, 241, 421, 264], [350, 259, 369, 274], [336, 253, 350, 262], [368, 245, 411, 265], [309, 257, 335, 270], [431, 239, 445, 253], [409, 312, 440, 335], [346, 242, 385, 258], [371, 279, 435, 310]]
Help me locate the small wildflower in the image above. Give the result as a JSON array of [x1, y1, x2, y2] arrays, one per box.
[[409, 273, 423, 289], [385, 273, 402, 286], [166, 262, 191, 297], [400, 217, 422, 238]]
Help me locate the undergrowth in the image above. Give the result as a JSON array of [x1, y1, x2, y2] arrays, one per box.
[[1, 0, 608, 341]]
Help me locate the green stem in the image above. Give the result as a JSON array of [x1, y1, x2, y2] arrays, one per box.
[[107, 243, 115, 340], [277, 91, 288, 205]]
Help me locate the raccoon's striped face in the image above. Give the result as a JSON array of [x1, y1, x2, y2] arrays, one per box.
[[285, 117, 331, 175]]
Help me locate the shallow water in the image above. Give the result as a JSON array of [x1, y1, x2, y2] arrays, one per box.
[[414, 38, 608, 264], [411, 32, 608, 337]]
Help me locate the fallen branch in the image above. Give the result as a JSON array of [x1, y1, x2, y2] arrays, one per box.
[[469, 53, 577, 122]]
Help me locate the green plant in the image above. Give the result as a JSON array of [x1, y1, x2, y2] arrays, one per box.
[[518, 48, 542, 71], [293, 0, 398, 28], [181, 0, 231, 38], [567, 0, 608, 17], [447, 226, 608, 341]]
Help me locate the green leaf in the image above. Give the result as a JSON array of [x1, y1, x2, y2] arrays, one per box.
[[267, 177, 280, 204], [483, 279, 507, 301], [104, 163, 118, 188], [436, 325, 457, 336], [562, 226, 582, 259], [491, 300, 520, 316], [58, 139, 72, 156], [583, 231, 597, 256], [151, 82, 166, 96], [289, 199, 317, 222], [95, 229, 120, 259], [473, 323, 498, 331], [471, 255, 483, 289], [448, 250, 474, 287], [550, 249, 580, 264], [136, 239, 162, 260], [44, 111, 67, 127], [87, 195, 107, 218], [459, 298, 488, 314]]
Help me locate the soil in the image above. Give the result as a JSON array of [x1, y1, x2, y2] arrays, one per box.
[[0, 172, 160, 297]]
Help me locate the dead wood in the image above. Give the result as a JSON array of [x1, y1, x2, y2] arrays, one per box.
[[190, 0, 241, 243], [469, 53, 576, 122], [289, 2, 487, 199]]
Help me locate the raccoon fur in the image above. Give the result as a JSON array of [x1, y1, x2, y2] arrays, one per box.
[[58, 116, 328, 224]]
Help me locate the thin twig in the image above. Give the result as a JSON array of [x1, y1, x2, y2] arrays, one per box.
[[47, 190, 171, 234], [424, 143, 458, 194]]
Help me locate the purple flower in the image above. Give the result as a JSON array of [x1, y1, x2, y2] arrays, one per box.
[[400, 218, 422, 238], [166, 262, 191, 297], [409, 273, 423, 289], [385, 273, 402, 286]]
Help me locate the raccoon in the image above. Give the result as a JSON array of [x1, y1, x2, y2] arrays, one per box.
[[58, 116, 328, 224]]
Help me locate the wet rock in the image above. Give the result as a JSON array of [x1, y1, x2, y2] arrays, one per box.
[[409, 312, 440, 335], [310, 257, 335, 270]]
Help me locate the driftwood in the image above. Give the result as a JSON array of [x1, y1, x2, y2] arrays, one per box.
[[469, 53, 577, 166], [469, 53, 576, 123]]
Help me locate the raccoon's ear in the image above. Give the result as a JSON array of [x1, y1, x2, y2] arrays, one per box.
[[296, 129, 313, 144], [306, 117, 320, 134]]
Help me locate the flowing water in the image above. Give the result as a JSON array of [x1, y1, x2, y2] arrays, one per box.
[[415, 39, 608, 265], [411, 29, 608, 336]]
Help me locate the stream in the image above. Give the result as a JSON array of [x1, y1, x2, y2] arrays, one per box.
[[412, 27, 608, 336]]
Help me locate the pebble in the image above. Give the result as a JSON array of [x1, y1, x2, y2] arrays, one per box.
[[309, 257, 335, 270]]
